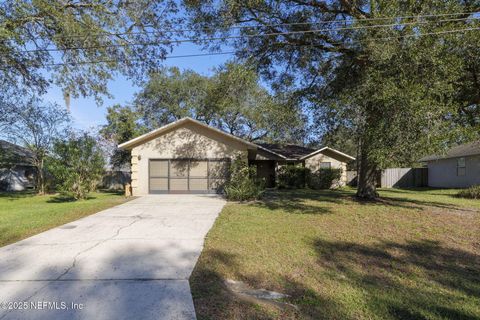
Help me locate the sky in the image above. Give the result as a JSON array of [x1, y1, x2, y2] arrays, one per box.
[[43, 42, 233, 131]]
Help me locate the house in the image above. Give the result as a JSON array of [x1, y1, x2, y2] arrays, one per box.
[[0, 140, 35, 191], [118, 117, 355, 195], [419, 141, 480, 188]]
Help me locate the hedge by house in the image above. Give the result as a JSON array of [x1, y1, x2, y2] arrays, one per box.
[[277, 165, 342, 190], [225, 158, 264, 201], [309, 168, 343, 190], [277, 165, 310, 189]]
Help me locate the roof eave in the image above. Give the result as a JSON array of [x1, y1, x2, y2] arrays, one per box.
[[256, 145, 288, 160], [300, 147, 356, 161], [118, 117, 258, 150]]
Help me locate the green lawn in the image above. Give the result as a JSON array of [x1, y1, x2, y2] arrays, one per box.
[[0, 191, 131, 247], [190, 188, 480, 320]]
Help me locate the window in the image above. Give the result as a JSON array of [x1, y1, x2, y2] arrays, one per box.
[[457, 157, 466, 176], [320, 162, 331, 169]]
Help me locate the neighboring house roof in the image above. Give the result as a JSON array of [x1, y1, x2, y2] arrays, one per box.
[[256, 143, 316, 159], [118, 117, 356, 161], [118, 117, 258, 150], [419, 141, 480, 162], [0, 140, 34, 166]]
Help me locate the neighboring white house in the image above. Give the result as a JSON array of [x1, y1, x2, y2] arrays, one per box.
[[419, 141, 480, 188], [0, 140, 35, 191]]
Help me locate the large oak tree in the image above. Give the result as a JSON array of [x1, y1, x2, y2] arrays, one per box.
[[184, 0, 480, 199]]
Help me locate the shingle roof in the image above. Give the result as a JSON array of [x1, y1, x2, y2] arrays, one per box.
[[0, 140, 34, 165], [256, 143, 316, 159], [418, 140, 480, 162]]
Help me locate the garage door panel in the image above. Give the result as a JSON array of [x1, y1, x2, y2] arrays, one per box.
[[209, 161, 229, 179], [150, 160, 168, 177], [170, 160, 189, 178], [150, 178, 168, 191], [190, 178, 208, 190], [170, 178, 188, 191], [189, 161, 208, 178], [149, 159, 229, 194]]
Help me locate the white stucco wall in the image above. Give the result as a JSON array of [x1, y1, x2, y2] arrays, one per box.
[[427, 155, 480, 188], [130, 122, 248, 195]]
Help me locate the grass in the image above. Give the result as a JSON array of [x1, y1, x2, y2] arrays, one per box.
[[0, 190, 131, 247], [190, 188, 480, 320]]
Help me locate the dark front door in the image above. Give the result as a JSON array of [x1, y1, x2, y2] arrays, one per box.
[[255, 160, 276, 188]]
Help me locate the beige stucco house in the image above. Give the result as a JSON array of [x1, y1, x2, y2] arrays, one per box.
[[118, 117, 355, 195], [419, 141, 480, 188]]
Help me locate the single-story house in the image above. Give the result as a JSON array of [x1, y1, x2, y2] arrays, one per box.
[[0, 140, 36, 191], [419, 141, 480, 188], [118, 117, 355, 195]]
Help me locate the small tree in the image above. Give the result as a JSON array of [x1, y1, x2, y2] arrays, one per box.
[[225, 157, 264, 201], [49, 133, 105, 200], [4, 97, 70, 194], [100, 104, 147, 169]]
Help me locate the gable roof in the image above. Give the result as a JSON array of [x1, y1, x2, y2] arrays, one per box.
[[256, 143, 316, 159], [0, 140, 34, 165], [117, 117, 355, 162], [118, 117, 258, 150], [418, 141, 480, 162], [299, 147, 356, 161]]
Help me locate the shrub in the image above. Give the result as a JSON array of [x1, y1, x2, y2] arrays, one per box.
[[277, 165, 310, 189], [48, 133, 105, 200], [225, 158, 264, 201], [308, 168, 343, 189], [457, 185, 480, 199]]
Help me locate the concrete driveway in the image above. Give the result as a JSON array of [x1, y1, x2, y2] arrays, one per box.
[[0, 195, 226, 320]]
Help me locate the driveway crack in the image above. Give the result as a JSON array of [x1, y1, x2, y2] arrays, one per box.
[[57, 214, 144, 280]]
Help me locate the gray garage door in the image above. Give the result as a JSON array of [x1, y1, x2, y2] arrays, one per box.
[[149, 159, 229, 194]]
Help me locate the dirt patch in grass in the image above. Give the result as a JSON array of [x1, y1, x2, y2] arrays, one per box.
[[191, 188, 480, 320]]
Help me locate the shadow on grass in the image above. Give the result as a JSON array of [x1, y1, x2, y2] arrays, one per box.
[[313, 238, 480, 319], [192, 240, 480, 319], [190, 249, 348, 320], [254, 189, 351, 215], [46, 194, 97, 203], [0, 190, 36, 200], [257, 188, 475, 214]]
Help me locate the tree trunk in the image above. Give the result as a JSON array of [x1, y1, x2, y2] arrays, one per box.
[[356, 143, 379, 200], [36, 158, 45, 195]]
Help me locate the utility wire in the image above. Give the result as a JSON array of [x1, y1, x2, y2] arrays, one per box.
[[3, 11, 478, 42], [41, 27, 480, 67], [12, 16, 480, 55]]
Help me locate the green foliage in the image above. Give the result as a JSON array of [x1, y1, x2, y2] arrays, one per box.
[[457, 185, 480, 199], [276, 165, 310, 189], [308, 168, 343, 190], [1, 0, 181, 101], [134, 63, 305, 142], [135, 66, 212, 128], [225, 158, 264, 201], [3, 97, 70, 194], [184, 0, 480, 199], [48, 133, 105, 200], [100, 104, 147, 168]]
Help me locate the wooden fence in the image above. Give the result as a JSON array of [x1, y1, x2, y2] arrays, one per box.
[[346, 168, 428, 188], [381, 167, 428, 188]]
